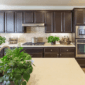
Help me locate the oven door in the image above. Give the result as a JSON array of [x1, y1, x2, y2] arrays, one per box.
[[76, 39, 85, 57]]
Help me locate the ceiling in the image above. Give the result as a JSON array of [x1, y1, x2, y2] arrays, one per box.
[[0, 0, 85, 6]]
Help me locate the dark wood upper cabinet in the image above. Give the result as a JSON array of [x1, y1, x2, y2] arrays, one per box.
[[74, 9, 84, 25], [23, 11, 33, 23], [15, 12, 24, 33], [54, 11, 72, 33], [45, 12, 54, 33], [5, 11, 15, 33], [34, 11, 45, 23], [64, 12, 72, 33], [54, 12, 63, 33], [0, 12, 5, 33]]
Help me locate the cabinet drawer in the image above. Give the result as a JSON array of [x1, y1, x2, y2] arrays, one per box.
[[60, 52, 75, 58], [44, 53, 59, 58], [76, 59, 85, 67], [44, 48, 59, 53], [30, 53, 43, 58], [60, 48, 75, 52]]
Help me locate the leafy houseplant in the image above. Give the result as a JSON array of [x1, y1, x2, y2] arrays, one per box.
[[0, 47, 34, 85], [0, 36, 6, 45], [46, 36, 60, 45]]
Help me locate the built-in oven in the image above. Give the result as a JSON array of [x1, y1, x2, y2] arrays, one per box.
[[76, 39, 85, 58], [76, 26, 85, 38]]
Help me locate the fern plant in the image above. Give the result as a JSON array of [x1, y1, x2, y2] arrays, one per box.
[[0, 47, 34, 85]]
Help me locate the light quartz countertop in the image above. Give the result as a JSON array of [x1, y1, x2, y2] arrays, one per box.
[[27, 58, 85, 85], [0, 43, 75, 47]]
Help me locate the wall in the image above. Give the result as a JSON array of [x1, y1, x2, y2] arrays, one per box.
[[0, 27, 74, 44]]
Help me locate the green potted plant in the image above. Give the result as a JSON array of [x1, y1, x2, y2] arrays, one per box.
[[46, 36, 60, 45], [0, 47, 34, 85], [0, 36, 6, 45]]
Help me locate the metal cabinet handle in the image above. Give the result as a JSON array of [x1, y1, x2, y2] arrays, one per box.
[[51, 49, 52, 51], [60, 54, 61, 56], [57, 54, 59, 57]]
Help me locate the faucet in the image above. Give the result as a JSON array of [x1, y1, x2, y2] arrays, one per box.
[[0, 46, 10, 52]]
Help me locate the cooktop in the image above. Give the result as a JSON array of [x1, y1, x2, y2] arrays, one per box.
[[22, 42, 45, 45]]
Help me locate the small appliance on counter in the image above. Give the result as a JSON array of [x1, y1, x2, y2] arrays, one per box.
[[9, 38, 18, 44], [32, 37, 38, 43], [59, 36, 71, 45]]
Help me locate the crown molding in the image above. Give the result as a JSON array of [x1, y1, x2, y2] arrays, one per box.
[[0, 5, 85, 10]]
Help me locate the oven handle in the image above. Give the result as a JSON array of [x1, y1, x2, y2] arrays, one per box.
[[77, 43, 85, 44]]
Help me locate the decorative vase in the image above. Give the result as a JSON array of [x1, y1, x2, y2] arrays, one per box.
[[51, 41, 56, 45]]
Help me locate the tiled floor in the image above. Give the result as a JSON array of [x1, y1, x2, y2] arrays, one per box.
[[82, 68, 85, 73]]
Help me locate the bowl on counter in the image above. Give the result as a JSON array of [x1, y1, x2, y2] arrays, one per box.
[[59, 41, 71, 45]]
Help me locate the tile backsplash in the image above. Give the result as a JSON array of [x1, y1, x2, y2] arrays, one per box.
[[0, 27, 74, 43]]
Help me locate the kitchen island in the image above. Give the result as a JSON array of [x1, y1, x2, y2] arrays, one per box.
[[27, 58, 85, 85]]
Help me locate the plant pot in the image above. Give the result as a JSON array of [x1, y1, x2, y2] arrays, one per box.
[[51, 41, 56, 45]]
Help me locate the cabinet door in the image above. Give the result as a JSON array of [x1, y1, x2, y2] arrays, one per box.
[[75, 9, 84, 25], [23, 11, 33, 23], [5, 11, 15, 33], [0, 12, 5, 33], [15, 12, 24, 33], [60, 53, 75, 58], [34, 11, 45, 23], [44, 53, 59, 58], [60, 48, 75, 58], [76, 59, 85, 67], [64, 12, 72, 33], [45, 12, 53, 33], [0, 49, 4, 58], [54, 12, 63, 33]]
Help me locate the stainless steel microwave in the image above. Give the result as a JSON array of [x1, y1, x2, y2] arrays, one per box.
[[76, 26, 85, 38]]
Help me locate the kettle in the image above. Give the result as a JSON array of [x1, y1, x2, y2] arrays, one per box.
[[32, 37, 37, 43]]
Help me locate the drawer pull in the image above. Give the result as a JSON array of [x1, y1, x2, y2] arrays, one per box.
[[51, 49, 52, 51], [67, 50, 68, 51]]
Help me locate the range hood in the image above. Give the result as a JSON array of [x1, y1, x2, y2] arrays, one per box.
[[22, 23, 45, 27]]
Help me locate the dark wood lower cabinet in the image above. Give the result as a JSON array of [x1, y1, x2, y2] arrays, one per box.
[[76, 59, 85, 67], [23, 47, 44, 58], [2, 47, 75, 58], [30, 53, 43, 58], [0, 49, 4, 58], [60, 52, 75, 58], [44, 53, 59, 58]]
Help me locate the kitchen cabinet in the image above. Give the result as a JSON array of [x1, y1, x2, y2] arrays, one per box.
[[0, 12, 5, 33], [64, 12, 72, 33], [0, 49, 4, 58], [54, 11, 72, 33], [60, 48, 75, 58], [74, 9, 84, 25], [23, 11, 33, 23], [5, 11, 15, 33], [76, 59, 85, 67], [34, 11, 45, 23], [45, 12, 54, 33], [44, 48, 59, 58], [15, 12, 24, 33], [54, 12, 62, 33], [23, 47, 44, 58]]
